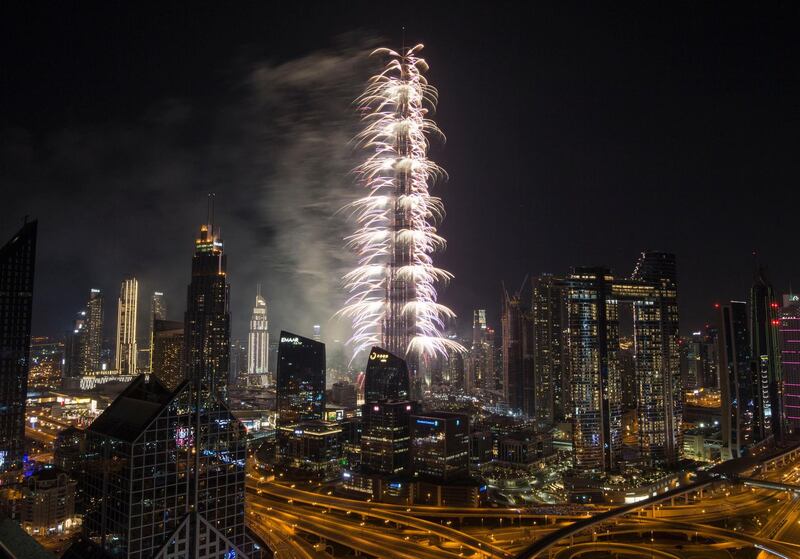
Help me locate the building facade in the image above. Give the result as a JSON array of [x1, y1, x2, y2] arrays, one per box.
[[361, 400, 417, 475], [184, 221, 230, 402], [247, 287, 269, 381], [780, 294, 800, 433], [115, 277, 138, 375], [275, 331, 326, 426], [566, 254, 681, 472], [80, 375, 259, 559], [719, 301, 754, 459], [364, 347, 410, 403], [501, 289, 535, 416], [0, 220, 37, 468], [750, 268, 784, 441], [151, 319, 185, 390], [410, 412, 469, 481], [532, 274, 565, 423]]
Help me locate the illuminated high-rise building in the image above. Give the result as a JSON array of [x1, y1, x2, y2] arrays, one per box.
[[719, 301, 754, 459], [114, 276, 138, 375], [275, 331, 325, 426], [750, 267, 784, 441], [312, 324, 321, 342], [72, 212, 259, 559], [184, 206, 230, 401], [147, 291, 166, 371], [364, 347, 410, 403], [340, 45, 462, 396], [0, 220, 37, 468], [467, 310, 495, 394], [532, 274, 565, 423], [63, 309, 88, 378], [501, 288, 535, 416], [361, 400, 417, 475], [85, 288, 104, 374], [151, 319, 184, 390], [630, 251, 681, 466], [567, 253, 681, 472], [781, 294, 800, 433], [410, 411, 469, 481], [247, 286, 269, 379]]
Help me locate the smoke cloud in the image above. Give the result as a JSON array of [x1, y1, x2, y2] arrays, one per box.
[[1, 37, 381, 350]]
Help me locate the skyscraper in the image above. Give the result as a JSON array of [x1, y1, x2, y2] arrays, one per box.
[[361, 400, 417, 475], [501, 287, 535, 416], [780, 294, 800, 433], [70, 215, 259, 559], [341, 45, 462, 392], [719, 301, 754, 459], [63, 310, 87, 378], [566, 255, 682, 472], [364, 347, 410, 403], [750, 267, 784, 441], [410, 411, 469, 481], [247, 286, 269, 380], [532, 274, 565, 424], [114, 276, 138, 375], [275, 331, 325, 426], [150, 319, 184, 390], [467, 310, 495, 394], [147, 291, 166, 371], [0, 220, 37, 468], [85, 289, 104, 374], [184, 212, 230, 401], [630, 251, 682, 467], [78, 375, 259, 559]]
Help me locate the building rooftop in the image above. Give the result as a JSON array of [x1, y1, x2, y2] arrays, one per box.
[[0, 517, 53, 559], [88, 374, 175, 443]]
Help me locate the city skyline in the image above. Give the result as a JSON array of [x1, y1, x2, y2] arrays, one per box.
[[3, 4, 800, 554], [3, 4, 800, 345]]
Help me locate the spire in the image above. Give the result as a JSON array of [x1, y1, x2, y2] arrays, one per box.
[[207, 192, 216, 234]]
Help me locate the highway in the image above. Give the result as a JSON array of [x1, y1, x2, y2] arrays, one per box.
[[244, 444, 800, 559]]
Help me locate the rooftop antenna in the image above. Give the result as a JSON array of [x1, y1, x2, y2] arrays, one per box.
[[256, 283, 262, 298], [402, 25, 406, 54], [207, 192, 216, 236]]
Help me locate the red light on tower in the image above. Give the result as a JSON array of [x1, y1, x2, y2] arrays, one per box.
[[772, 319, 781, 326], [713, 303, 720, 309], [771, 302, 779, 309]]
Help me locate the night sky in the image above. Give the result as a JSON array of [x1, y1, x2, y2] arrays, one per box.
[[2, 3, 799, 346]]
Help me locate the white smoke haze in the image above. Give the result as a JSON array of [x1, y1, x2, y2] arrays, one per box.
[[0, 36, 382, 350]]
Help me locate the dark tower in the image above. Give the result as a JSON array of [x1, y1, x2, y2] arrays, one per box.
[[0, 220, 37, 468], [275, 331, 326, 426], [719, 301, 754, 458], [750, 266, 784, 441], [363, 346, 410, 403], [184, 198, 230, 402]]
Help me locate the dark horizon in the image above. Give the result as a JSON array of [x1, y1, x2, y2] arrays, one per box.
[[3, 3, 799, 344]]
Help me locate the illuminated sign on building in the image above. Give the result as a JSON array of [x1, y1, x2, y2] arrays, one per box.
[[280, 337, 301, 345], [369, 351, 389, 362], [415, 419, 439, 427]]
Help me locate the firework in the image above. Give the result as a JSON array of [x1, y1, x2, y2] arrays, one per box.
[[339, 44, 463, 361]]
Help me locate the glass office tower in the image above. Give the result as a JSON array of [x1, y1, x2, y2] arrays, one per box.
[[275, 331, 326, 426], [363, 346, 410, 403]]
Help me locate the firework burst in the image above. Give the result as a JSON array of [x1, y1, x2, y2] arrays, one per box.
[[339, 44, 464, 361]]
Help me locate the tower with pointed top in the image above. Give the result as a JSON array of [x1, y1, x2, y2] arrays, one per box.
[[184, 195, 231, 401], [247, 285, 269, 382]]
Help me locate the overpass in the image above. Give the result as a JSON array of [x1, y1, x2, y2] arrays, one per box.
[[514, 442, 800, 559], [740, 477, 800, 494], [512, 478, 714, 558]]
